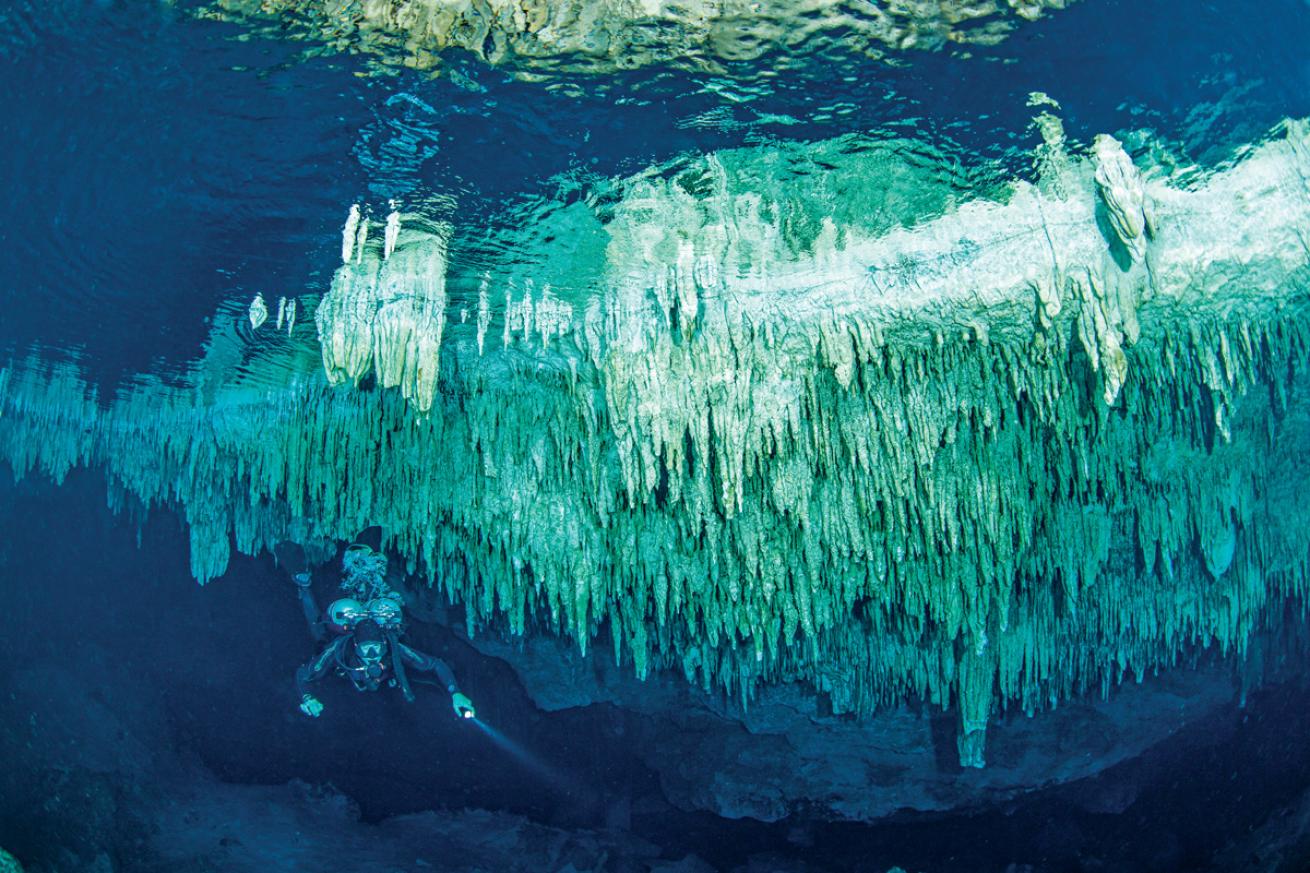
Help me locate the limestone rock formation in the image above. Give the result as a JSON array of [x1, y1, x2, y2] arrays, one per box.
[[1093, 133, 1154, 261], [248, 293, 268, 331], [200, 0, 1079, 77], [315, 211, 451, 412], [434, 612, 1242, 819], [3, 117, 1309, 772]]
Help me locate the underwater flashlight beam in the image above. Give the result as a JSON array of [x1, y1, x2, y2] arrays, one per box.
[[468, 717, 572, 791]]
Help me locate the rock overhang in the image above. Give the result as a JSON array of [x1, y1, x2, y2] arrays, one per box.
[[3, 113, 1309, 793]]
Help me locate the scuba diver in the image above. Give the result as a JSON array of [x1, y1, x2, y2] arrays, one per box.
[[279, 542, 476, 721]]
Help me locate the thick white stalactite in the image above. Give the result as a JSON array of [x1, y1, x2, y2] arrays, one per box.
[[1093, 133, 1154, 261], [316, 217, 451, 412], [341, 203, 361, 264], [248, 293, 268, 330]]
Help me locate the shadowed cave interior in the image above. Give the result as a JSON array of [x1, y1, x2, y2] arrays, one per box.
[[4, 470, 1310, 873]]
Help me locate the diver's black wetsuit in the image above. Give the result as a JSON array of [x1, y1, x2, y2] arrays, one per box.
[[295, 632, 459, 702], [294, 585, 459, 703]]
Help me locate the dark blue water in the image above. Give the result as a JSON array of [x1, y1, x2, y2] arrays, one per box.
[[4, 470, 1310, 871], [1, 0, 1306, 384], [4, 3, 1310, 871]]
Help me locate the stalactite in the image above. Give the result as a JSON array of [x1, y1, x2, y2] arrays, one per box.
[[248, 293, 268, 330], [1093, 133, 1154, 260], [315, 220, 451, 412], [3, 118, 1309, 767], [341, 203, 360, 264]]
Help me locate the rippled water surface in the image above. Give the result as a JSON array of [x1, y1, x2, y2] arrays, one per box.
[[0, 0, 1306, 384]]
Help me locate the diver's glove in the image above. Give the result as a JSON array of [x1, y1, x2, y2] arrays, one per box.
[[292, 572, 312, 588], [451, 692, 475, 720], [299, 694, 324, 717]]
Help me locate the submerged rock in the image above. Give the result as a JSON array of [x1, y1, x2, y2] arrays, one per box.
[[199, 0, 1079, 78], [315, 215, 452, 412], [3, 117, 1309, 777], [452, 620, 1238, 820], [150, 779, 663, 873]]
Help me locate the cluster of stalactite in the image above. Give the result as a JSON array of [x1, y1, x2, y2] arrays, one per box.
[[317, 207, 451, 413], [3, 118, 1308, 766]]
